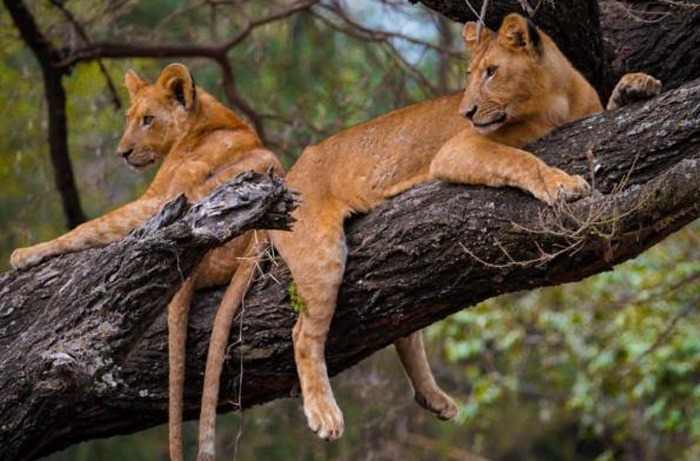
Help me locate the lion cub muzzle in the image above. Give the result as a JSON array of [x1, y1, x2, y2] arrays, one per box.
[[459, 99, 507, 132], [460, 103, 478, 120], [118, 146, 156, 169]]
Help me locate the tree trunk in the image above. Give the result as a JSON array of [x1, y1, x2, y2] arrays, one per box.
[[1, 75, 699, 460], [599, 0, 700, 93]]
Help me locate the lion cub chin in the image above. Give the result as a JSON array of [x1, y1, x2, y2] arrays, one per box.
[[270, 12, 661, 441]]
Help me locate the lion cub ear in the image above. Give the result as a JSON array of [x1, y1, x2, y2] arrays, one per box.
[[497, 13, 541, 55], [156, 63, 198, 111], [124, 70, 146, 99], [462, 21, 493, 53]]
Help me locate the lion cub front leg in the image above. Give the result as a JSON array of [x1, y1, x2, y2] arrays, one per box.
[[607, 72, 662, 111], [395, 331, 458, 420], [430, 131, 590, 205], [10, 197, 162, 270], [272, 208, 348, 441]]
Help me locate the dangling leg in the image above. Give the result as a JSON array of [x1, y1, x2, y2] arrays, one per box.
[[196, 232, 265, 461], [272, 204, 348, 441], [168, 275, 197, 461], [168, 235, 250, 461], [395, 330, 457, 420]]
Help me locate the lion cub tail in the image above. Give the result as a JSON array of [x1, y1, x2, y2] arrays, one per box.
[[195, 231, 268, 461], [168, 276, 197, 461]]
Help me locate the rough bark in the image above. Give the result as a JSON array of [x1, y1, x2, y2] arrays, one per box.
[[1, 75, 699, 460], [0, 172, 295, 461], [599, 0, 700, 93]]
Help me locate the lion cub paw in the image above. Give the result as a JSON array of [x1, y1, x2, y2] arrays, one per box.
[[10, 247, 44, 270], [304, 393, 345, 441], [607, 72, 662, 110], [415, 389, 458, 420], [534, 169, 591, 206]]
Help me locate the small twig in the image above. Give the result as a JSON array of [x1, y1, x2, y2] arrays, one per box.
[[605, 0, 673, 23], [517, 0, 546, 16], [658, 0, 700, 9], [613, 293, 699, 378], [219, 0, 320, 51], [462, 0, 481, 18], [313, 2, 463, 58], [476, 0, 490, 43], [47, 0, 122, 109], [460, 153, 668, 271]]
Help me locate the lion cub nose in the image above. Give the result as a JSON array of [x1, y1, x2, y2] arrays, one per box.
[[118, 147, 134, 159], [461, 105, 478, 120]]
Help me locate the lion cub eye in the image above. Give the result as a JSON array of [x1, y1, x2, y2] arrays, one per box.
[[485, 65, 498, 79], [142, 115, 155, 126]]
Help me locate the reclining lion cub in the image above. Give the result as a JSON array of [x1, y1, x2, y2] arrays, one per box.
[[270, 13, 661, 441], [9, 63, 284, 461]]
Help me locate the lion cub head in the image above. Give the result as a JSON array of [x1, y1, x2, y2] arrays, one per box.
[[116, 63, 198, 169], [459, 14, 573, 135]]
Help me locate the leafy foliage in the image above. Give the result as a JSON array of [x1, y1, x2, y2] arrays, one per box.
[[430, 223, 700, 460]]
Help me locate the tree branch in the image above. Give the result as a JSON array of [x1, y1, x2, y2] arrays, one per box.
[[0, 171, 295, 461], [55, 1, 320, 145], [47, 0, 122, 109], [1, 74, 698, 460], [3, 0, 87, 228]]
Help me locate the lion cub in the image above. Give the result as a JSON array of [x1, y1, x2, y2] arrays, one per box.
[[270, 13, 661, 441], [10, 63, 283, 461]]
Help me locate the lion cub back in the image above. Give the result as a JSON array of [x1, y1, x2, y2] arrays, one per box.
[[286, 93, 466, 214]]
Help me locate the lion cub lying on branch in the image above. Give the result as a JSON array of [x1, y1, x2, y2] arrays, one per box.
[[268, 13, 661, 443], [10, 63, 284, 461]]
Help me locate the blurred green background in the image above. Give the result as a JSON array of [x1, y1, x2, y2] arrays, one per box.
[[1, 1, 698, 460]]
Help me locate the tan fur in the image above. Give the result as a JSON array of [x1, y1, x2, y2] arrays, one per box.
[[10, 63, 283, 461], [607, 72, 662, 110], [270, 14, 661, 441]]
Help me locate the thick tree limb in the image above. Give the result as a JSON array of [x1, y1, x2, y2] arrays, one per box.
[[0, 172, 295, 461], [1, 76, 699, 460]]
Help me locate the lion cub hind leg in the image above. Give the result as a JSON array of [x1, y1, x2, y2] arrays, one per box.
[[395, 331, 458, 420], [291, 239, 346, 440], [196, 232, 266, 461], [430, 131, 590, 206], [168, 275, 198, 461], [168, 237, 250, 461], [607, 72, 662, 110]]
